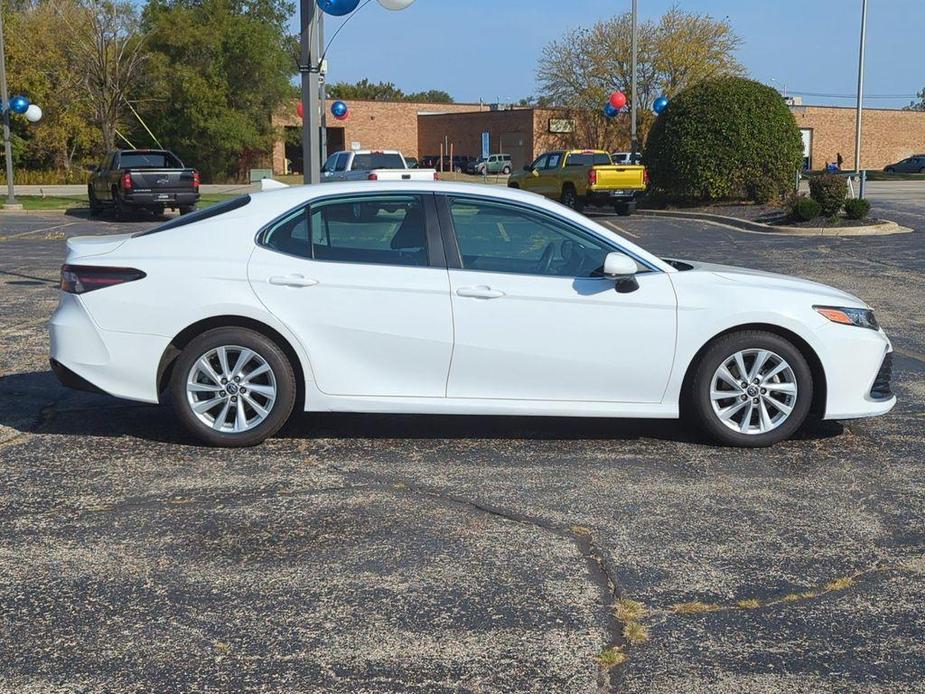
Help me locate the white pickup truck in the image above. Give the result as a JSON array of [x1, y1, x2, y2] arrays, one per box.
[[321, 150, 437, 182]]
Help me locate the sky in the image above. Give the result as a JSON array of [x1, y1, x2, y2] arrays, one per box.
[[305, 0, 924, 109]]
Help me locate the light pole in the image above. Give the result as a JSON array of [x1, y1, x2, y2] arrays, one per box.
[[629, 0, 638, 160], [299, 0, 323, 184], [0, 7, 20, 209], [853, 0, 868, 177]]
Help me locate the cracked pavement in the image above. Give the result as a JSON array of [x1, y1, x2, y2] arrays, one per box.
[[1, 207, 923, 692]]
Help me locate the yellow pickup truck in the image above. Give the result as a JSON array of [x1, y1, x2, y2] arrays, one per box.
[[508, 149, 647, 215]]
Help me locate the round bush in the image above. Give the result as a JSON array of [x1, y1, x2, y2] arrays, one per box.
[[809, 174, 848, 216], [844, 197, 871, 220], [643, 77, 804, 202], [791, 196, 821, 222]]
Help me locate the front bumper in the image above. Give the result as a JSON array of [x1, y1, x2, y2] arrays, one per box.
[[49, 293, 169, 403], [817, 321, 897, 420]]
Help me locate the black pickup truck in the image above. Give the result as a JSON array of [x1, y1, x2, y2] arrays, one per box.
[[88, 149, 200, 218]]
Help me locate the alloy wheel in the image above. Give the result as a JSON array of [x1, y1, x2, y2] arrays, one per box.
[[185, 345, 277, 433], [709, 348, 798, 435]]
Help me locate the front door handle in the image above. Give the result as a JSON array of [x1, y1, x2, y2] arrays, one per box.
[[268, 274, 318, 288], [456, 285, 505, 299]]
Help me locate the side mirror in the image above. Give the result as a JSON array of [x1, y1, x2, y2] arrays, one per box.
[[603, 252, 639, 293], [523, 165, 532, 172]]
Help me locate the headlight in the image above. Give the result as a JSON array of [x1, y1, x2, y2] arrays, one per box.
[[814, 305, 879, 330]]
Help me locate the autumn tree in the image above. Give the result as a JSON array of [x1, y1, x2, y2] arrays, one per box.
[[536, 6, 744, 150]]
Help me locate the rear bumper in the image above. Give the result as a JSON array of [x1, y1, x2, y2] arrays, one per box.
[[48, 293, 169, 403], [122, 191, 199, 207], [586, 190, 642, 205]]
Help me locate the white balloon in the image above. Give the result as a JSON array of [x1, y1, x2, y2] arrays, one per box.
[[378, 0, 415, 10], [24, 104, 42, 123]]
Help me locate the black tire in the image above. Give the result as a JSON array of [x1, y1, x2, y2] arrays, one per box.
[[508, 183, 520, 189], [501, 165, 511, 175], [88, 185, 102, 215], [179, 205, 197, 215], [561, 185, 585, 212], [112, 187, 129, 220], [169, 327, 297, 447], [614, 201, 636, 216], [885, 167, 895, 174], [689, 330, 813, 447], [919, 168, 925, 174]]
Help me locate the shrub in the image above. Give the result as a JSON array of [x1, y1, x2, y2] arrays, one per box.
[[808, 174, 848, 216], [844, 197, 871, 220], [790, 196, 821, 221], [746, 178, 779, 205], [643, 76, 804, 202]]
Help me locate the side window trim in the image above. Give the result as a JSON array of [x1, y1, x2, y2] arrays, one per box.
[[257, 192, 447, 270], [434, 193, 661, 276]]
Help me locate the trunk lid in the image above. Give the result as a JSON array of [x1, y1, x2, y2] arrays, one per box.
[[589, 164, 646, 191], [65, 234, 133, 261], [126, 168, 196, 193]]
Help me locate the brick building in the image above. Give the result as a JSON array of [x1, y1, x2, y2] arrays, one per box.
[[271, 99, 925, 175]]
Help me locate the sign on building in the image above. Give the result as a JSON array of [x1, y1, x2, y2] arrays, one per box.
[[548, 119, 575, 134], [481, 132, 490, 159]]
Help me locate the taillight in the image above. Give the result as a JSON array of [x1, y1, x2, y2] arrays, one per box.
[[192, 170, 200, 189], [643, 168, 650, 186], [588, 169, 598, 187], [368, 172, 378, 181], [60, 265, 146, 294], [121, 172, 133, 191]]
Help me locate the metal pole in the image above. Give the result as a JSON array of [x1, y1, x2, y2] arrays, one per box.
[[853, 0, 868, 174], [300, 0, 321, 184], [630, 0, 638, 160], [319, 12, 327, 162], [0, 7, 19, 207]]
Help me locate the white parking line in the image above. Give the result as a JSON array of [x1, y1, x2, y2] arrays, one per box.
[[600, 219, 639, 239]]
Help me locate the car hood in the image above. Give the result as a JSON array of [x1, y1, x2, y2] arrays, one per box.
[[668, 258, 869, 308]]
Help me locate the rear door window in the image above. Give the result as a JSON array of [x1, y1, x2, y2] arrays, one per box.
[[351, 153, 405, 170]]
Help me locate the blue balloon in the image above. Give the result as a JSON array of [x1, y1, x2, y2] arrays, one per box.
[[10, 95, 30, 114], [331, 100, 348, 118], [653, 96, 669, 114], [316, 0, 360, 16], [603, 103, 619, 118]]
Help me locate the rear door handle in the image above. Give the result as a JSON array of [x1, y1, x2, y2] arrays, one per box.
[[456, 285, 505, 299], [268, 275, 318, 288]]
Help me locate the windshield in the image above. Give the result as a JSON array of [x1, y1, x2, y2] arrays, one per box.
[[352, 153, 405, 170], [119, 151, 182, 169]]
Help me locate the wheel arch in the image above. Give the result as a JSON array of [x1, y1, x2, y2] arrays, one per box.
[[679, 322, 827, 418], [157, 315, 308, 409]]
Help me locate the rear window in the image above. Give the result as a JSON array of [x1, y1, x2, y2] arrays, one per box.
[[119, 151, 182, 169], [352, 153, 404, 170], [566, 153, 613, 167], [134, 195, 251, 236]]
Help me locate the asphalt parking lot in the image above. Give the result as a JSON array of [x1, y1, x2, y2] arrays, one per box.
[[1, 205, 923, 693]]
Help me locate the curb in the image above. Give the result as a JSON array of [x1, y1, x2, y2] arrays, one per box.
[[637, 209, 912, 236]]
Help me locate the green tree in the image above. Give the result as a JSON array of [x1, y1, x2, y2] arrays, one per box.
[[405, 89, 453, 104], [644, 77, 804, 202], [140, 0, 294, 181], [327, 79, 454, 103], [536, 6, 743, 149], [905, 88, 925, 111]]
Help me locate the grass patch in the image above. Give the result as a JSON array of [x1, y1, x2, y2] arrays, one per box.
[[613, 598, 647, 622], [622, 621, 650, 644], [825, 576, 855, 592], [782, 593, 802, 602], [598, 646, 627, 668], [7, 195, 88, 211], [570, 525, 591, 537], [671, 600, 721, 615], [736, 598, 761, 609]]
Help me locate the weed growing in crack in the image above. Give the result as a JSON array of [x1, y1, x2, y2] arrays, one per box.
[[826, 576, 855, 591], [623, 621, 650, 644], [736, 599, 761, 609], [598, 646, 627, 668], [613, 598, 647, 622]]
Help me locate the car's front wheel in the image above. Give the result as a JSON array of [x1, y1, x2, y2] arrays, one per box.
[[170, 328, 297, 447], [690, 330, 813, 447]]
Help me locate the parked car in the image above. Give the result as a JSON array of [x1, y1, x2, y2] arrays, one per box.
[[425, 155, 476, 173], [468, 154, 513, 175], [88, 149, 200, 218], [321, 150, 436, 182], [508, 149, 646, 215], [405, 157, 419, 169], [611, 151, 642, 165], [50, 181, 895, 448], [883, 155, 925, 174]]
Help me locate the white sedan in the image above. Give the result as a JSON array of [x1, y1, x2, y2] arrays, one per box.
[[49, 182, 895, 447]]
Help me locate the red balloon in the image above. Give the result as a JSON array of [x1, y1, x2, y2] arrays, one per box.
[[334, 112, 348, 121], [296, 101, 304, 119], [609, 91, 627, 110]]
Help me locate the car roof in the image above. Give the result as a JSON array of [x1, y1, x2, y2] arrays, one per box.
[[240, 181, 673, 273]]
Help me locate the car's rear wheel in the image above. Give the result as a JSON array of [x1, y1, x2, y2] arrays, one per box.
[[170, 328, 297, 447], [690, 330, 813, 447], [561, 185, 585, 212], [112, 187, 128, 220], [88, 186, 102, 215], [179, 205, 196, 215], [501, 165, 512, 175]]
